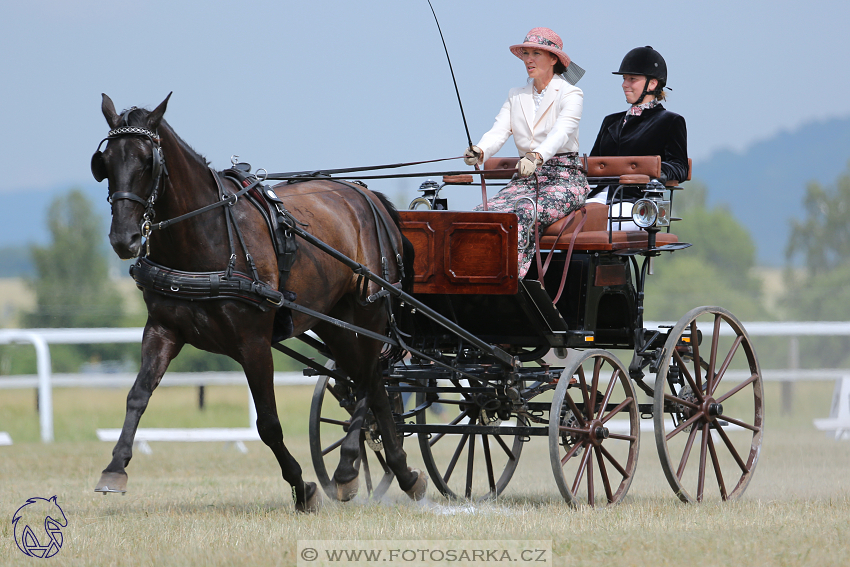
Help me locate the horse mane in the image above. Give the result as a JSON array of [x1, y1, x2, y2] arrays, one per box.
[[121, 107, 210, 167]]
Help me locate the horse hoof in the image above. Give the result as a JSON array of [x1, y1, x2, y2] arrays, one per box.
[[295, 482, 322, 514], [404, 469, 428, 501], [334, 477, 359, 502], [94, 471, 128, 494]]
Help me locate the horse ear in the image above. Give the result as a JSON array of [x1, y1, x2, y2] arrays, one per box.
[[101, 93, 121, 129], [147, 92, 172, 130]]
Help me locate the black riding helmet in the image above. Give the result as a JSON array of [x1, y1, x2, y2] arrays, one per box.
[[613, 46, 667, 104]]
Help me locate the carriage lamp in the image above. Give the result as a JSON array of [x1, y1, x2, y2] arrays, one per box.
[[408, 179, 447, 210], [632, 180, 670, 228]]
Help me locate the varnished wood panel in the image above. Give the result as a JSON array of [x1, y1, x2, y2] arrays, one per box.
[[399, 211, 518, 295]]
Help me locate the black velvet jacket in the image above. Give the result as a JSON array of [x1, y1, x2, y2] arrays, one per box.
[[588, 104, 688, 202]]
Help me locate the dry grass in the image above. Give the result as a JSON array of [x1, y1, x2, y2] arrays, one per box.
[[1, 382, 849, 566]]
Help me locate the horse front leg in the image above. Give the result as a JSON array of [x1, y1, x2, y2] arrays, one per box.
[[242, 344, 320, 513], [95, 325, 183, 494]]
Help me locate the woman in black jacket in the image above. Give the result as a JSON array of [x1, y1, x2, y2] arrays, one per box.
[[587, 46, 688, 225]]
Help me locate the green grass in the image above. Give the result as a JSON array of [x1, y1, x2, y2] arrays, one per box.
[[1, 381, 848, 566]]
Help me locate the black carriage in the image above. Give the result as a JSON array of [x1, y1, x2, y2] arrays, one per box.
[[307, 155, 764, 506]]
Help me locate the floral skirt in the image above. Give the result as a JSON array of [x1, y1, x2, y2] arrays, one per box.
[[474, 154, 590, 277]]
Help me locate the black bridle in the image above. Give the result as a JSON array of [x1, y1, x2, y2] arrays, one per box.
[[91, 120, 168, 225]]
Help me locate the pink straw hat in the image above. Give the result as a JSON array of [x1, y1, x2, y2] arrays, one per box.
[[509, 27, 570, 68]]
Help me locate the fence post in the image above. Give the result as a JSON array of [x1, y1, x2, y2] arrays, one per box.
[[784, 336, 799, 416]]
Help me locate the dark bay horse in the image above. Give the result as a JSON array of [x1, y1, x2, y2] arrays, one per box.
[[91, 93, 426, 511]]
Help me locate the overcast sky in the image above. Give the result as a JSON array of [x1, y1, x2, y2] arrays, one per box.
[[1, 0, 848, 211]]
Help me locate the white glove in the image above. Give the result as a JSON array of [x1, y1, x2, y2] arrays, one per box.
[[463, 146, 483, 166], [518, 152, 543, 177]]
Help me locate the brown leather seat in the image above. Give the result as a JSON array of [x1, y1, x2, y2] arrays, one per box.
[[540, 229, 679, 251]]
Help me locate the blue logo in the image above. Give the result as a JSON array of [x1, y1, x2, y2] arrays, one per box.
[[12, 496, 67, 558]]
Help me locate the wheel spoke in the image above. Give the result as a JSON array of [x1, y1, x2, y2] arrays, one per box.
[[691, 320, 703, 391], [600, 397, 635, 424], [360, 440, 374, 495], [707, 431, 728, 500], [590, 357, 603, 414], [714, 422, 749, 473], [571, 443, 592, 495], [321, 436, 345, 457], [697, 423, 709, 502], [319, 417, 350, 428], [428, 408, 472, 447], [587, 448, 595, 506], [608, 432, 637, 442], [576, 366, 593, 420], [492, 433, 518, 462], [561, 438, 585, 466], [707, 315, 721, 393], [563, 390, 588, 427], [482, 435, 497, 495], [711, 335, 744, 395], [599, 444, 628, 478], [374, 449, 391, 474], [666, 411, 704, 441], [663, 392, 699, 411], [465, 433, 475, 498], [594, 446, 614, 503], [326, 382, 346, 403], [673, 349, 705, 404], [676, 424, 700, 480], [717, 413, 760, 432], [716, 373, 758, 404], [596, 368, 620, 419], [443, 432, 470, 484]]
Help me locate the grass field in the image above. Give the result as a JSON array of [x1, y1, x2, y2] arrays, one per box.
[[1, 380, 849, 566]]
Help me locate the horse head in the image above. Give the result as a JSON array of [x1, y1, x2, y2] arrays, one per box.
[[92, 93, 171, 259]]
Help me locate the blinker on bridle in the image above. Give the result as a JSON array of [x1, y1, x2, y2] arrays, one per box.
[[91, 119, 168, 220]]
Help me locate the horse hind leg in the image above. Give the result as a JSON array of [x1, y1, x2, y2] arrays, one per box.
[[365, 372, 428, 500], [331, 391, 370, 501], [95, 326, 183, 494]]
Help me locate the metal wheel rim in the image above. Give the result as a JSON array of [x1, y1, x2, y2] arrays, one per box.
[[653, 306, 764, 503], [548, 349, 640, 507]]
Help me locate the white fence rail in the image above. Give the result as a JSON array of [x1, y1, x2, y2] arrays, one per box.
[[2, 324, 849, 444]]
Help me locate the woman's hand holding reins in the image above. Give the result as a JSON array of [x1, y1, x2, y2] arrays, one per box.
[[519, 152, 544, 177], [463, 146, 483, 166]]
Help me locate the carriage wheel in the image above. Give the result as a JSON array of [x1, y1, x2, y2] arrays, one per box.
[[415, 384, 525, 500], [309, 373, 400, 500], [653, 306, 764, 503], [548, 349, 640, 507]]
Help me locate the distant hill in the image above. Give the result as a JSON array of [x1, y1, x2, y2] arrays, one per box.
[[694, 116, 850, 266]]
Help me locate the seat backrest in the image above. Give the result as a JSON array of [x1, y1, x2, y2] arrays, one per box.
[[585, 156, 660, 180]]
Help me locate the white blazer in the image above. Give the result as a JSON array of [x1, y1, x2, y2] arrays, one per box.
[[476, 75, 583, 164]]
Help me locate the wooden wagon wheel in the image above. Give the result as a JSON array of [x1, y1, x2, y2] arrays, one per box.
[[653, 306, 764, 503], [548, 349, 640, 507], [309, 371, 400, 500], [415, 380, 525, 500]]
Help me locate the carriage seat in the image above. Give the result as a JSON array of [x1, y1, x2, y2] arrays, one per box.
[[454, 156, 685, 251]]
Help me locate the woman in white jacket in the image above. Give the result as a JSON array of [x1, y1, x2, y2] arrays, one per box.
[[464, 27, 590, 277]]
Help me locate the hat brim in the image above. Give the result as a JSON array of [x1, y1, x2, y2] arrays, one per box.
[[510, 42, 571, 69]]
